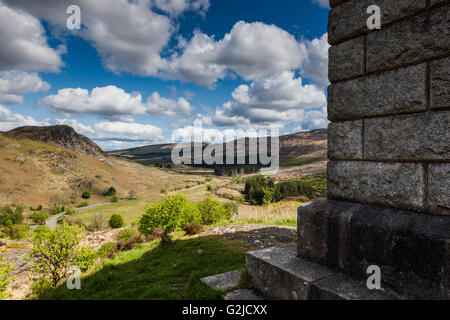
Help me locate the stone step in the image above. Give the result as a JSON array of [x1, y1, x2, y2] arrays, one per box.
[[246, 244, 404, 300], [201, 269, 244, 291]]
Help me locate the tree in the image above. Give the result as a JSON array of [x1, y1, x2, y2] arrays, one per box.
[[138, 195, 200, 242], [27, 223, 95, 287], [103, 187, 116, 197], [197, 196, 232, 225], [0, 253, 14, 300], [108, 214, 124, 229], [81, 190, 91, 199]]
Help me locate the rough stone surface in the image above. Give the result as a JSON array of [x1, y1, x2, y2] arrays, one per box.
[[431, 0, 450, 7], [431, 56, 450, 109], [428, 163, 450, 216], [328, 161, 425, 211], [328, 0, 426, 45], [246, 245, 334, 300], [224, 289, 264, 300], [297, 199, 450, 299], [366, 6, 450, 73], [330, 0, 348, 8], [328, 120, 363, 160], [329, 36, 365, 82], [201, 269, 244, 291], [364, 111, 450, 161], [311, 273, 402, 300], [328, 63, 427, 121]]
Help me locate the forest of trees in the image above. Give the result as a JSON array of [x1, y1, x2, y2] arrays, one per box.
[[244, 175, 326, 205]]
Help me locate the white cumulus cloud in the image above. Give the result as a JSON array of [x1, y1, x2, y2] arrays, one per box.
[[38, 85, 194, 120], [0, 2, 64, 73], [0, 71, 50, 104]]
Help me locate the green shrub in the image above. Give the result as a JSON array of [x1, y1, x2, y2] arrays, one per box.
[[206, 185, 212, 191], [111, 195, 118, 203], [27, 223, 91, 287], [160, 189, 167, 194], [0, 254, 14, 300], [81, 190, 91, 199], [138, 195, 200, 238], [97, 242, 117, 259], [0, 205, 24, 226], [36, 205, 43, 211], [197, 196, 232, 225], [103, 187, 116, 197], [75, 246, 97, 271], [108, 214, 124, 229], [66, 207, 75, 216], [77, 202, 89, 208], [117, 228, 140, 251], [3, 225, 29, 239], [50, 206, 64, 215], [31, 212, 48, 225], [33, 226, 50, 233]]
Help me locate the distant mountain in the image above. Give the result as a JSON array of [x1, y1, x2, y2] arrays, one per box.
[[4, 125, 103, 155], [107, 129, 328, 168]]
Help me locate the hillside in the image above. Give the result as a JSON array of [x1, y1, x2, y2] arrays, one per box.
[[0, 130, 207, 207], [108, 129, 328, 167], [5, 125, 102, 156]]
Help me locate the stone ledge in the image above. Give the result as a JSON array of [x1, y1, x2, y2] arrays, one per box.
[[297, 199, 450, 299], [246, 243, 403, 300], [200, 269, 244, 291]]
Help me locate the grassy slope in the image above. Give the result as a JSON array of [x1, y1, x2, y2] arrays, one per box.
[[41, 236, 247, 300], [0, 133, 209, 208]]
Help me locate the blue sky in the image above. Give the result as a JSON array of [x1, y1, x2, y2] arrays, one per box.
[[0, 0, 330, 150]]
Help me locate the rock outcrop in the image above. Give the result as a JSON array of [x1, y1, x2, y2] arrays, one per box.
[[5, 125, 102, 155]]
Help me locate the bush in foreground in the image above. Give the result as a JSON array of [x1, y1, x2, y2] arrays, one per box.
[[138, 195, 200, 242], [108, 214, 124, 229], [0, 254, 14, 300], [27, 223, 95, 287], [117, 228, 140, 251], [197, 196, 233, 225]]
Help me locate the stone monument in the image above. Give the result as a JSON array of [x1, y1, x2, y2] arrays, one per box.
[[246, 0, 449, 299]]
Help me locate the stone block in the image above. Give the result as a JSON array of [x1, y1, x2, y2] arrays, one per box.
[[297, 199, 450, 299], [310, 273, 402, 300], [431, 0, 450, 8], [246, 245, 334, 300], [366, 6, 450, 73], [328, 0, 426, 45], [329, 36, 365, 82], [200, 269, 244, 291], [428, 163, 450, 216], [364, 111, 450, 161], [327, 161, 425, 211], [431, 56, 450, 109], [328, 63, 427, 121], [328, 120, 363, 160]]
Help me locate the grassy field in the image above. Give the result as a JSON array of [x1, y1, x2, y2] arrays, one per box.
[[40, 236, 247, 300], [215, 202, 302, 228]]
